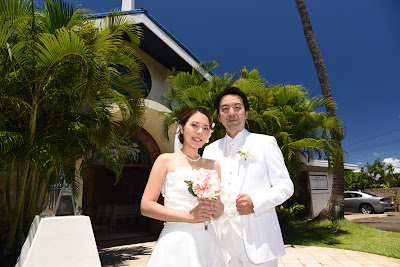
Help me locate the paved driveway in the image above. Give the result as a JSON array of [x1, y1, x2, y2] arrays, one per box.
[[98, 242, 400, 267], [98, 213, 400, 266], [345, 211, 400, 233]]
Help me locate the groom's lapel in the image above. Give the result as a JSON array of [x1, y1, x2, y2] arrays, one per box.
[[238, 131, 252, 191], [216, 137, 229, 179]]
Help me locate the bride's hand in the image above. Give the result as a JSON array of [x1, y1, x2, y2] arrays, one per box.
[[199, 197, 224, 219], [188, 203, 213, 223]]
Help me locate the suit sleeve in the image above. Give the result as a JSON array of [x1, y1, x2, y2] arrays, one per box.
[[248, 136, 294, 217]]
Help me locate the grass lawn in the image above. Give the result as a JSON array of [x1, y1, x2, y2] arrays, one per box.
[[281, 219, 400, 259]]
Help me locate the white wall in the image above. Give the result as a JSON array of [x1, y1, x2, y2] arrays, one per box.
[[143, 99, 175, 154], [309, 171, 333, 218], [131, 44, 174, 106]]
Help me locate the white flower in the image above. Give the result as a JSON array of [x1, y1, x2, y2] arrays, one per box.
[[206, 122, 216, 143], [237, 147, 258, 161]]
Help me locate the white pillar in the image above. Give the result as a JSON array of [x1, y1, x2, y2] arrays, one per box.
[[121, 0, 135, 11], [16, 216, 101, 267]]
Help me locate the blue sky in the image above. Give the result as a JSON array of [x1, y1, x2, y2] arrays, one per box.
[[76, 0, 400, 169]]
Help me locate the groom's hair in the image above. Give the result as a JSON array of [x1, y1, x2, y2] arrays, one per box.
[[215, 87, 249, 114]]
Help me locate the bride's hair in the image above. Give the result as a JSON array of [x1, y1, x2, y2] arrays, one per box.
[[178, 107, 214, 144]]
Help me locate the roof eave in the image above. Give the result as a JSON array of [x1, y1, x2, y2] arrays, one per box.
[[89, 9, 212, 79]]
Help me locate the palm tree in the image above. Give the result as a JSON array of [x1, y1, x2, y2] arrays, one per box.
[[162, 65, 342, 189], [0, 0, 144, 262], [386, 164, 400, 188], [294, 0, 345, 220], [162, 61, 232, 142], [236, 69, 341, 188]]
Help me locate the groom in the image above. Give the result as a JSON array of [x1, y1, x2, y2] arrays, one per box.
[[203, 87, 294, 267]]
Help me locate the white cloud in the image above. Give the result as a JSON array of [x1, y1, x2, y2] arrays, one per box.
[[383, 158, 400, 173], [350, 162, 365, 173], [383, 157, 400, 167]]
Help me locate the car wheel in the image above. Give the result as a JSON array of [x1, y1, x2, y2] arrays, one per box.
[[360, 204, 374, 214]]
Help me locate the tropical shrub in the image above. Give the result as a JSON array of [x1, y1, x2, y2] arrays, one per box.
[[276, 202, 305, 226], [162, 65, 343, 187], [345, 158, 400, 190], [0, 0, 144, 262]]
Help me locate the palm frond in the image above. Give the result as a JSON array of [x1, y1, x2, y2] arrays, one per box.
[[36, 29, 88, 76], [98, 9, 142, 46], [285, 138, 331, 152], [0, 131, 24, 153], [246, 110, 267, 134], [0, 21, 13, 48], [0, 94, 32, 118], [0, 0, 32, 26], [161, 105, 188, 140], [42, 0, 79, 34]]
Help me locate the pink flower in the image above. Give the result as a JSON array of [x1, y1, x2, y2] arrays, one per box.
[[206, 123, 216, 143], [184, 168, 221, 199]]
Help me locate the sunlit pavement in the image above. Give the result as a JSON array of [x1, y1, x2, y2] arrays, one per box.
[[98, 213, 400, 266], [279, 245, 400, 266], [99, 240, 400, 267], [344, 213, 390, 221]]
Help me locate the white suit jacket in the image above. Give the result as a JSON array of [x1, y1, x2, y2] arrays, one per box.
[[203, 130, 294, 264]]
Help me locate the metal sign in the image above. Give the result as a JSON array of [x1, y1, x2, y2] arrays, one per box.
[[310, 174, 328, 190]]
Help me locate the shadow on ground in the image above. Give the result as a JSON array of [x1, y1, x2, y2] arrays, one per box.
[[99, 245, 152, 266], [281, 220, 349, 246]]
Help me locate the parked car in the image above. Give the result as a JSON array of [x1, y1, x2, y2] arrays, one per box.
[[344, 191, 395, 214]]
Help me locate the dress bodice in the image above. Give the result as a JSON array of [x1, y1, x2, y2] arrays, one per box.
[[161, 166, 200, 211]]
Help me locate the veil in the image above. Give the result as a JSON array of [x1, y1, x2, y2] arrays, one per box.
[[173, 126, 183, 152]]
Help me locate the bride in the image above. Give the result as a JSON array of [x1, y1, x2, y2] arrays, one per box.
[[141, 107, 225, 267]]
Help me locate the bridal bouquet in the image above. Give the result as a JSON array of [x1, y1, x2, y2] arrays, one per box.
[[184, 168, 221, 230]]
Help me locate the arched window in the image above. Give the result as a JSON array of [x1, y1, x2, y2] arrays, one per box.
[[139, 65, 152, 98], [113, 63, 152, 98]]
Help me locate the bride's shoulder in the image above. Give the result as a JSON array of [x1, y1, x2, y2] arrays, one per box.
[[154, 152, 178, 165]]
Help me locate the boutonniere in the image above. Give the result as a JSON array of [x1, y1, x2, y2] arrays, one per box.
[[237, 147, 258, 161]]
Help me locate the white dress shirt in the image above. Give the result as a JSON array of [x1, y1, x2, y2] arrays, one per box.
[[221, 129, 246, 238]]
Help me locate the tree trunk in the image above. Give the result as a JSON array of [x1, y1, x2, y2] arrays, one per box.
[[5, 161, 30, 253], [295, 0, 345, 220]]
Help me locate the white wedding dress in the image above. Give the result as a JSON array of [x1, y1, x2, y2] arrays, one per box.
[[146, 166, 224, 267]]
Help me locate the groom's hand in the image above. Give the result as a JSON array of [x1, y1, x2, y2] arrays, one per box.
[[236, 193, 254, 215]]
